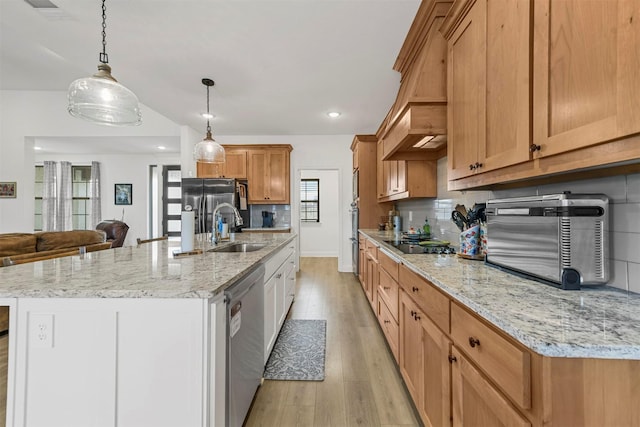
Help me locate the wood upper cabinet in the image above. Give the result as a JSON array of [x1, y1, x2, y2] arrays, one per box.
[[247, 147, 291, 204], [378, 159, 437, 202], [442, 0, 531, 181], [196, 148, 247, 179], [532, 0, 640, 158]]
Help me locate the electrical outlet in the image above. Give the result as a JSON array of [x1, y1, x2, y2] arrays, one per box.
[[30, 314, 54, 348], [409, 211, 413, 222]]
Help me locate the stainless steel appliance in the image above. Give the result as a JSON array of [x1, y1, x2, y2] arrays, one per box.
[[181, 178, 241, 234], [350, 202, 359, 275], [225, 264, 265, 427], [352, 169, 359, 201], [486, 193, 609, 290], [384, 239, 456, 255]]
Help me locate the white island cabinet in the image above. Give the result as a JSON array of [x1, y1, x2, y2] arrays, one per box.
[[12, 296, 226, 427], [263, 239, 297, 364], [0, 232, 297, 427]]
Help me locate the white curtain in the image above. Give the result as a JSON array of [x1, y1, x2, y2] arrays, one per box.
[[90, 161, 102, 228], [57, 161, 73, 231], [42, 161, 57, 231]]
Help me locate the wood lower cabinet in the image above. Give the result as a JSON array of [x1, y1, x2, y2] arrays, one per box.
[[400, 289, 452, 427], [247, 146, 292, 204], [364, 240, 379, 309], [533, 0, 640, 158], [451, 347, 531, 427], [359, 235, 640, 427]]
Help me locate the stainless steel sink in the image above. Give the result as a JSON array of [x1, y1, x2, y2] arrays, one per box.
[[208, 242, 267, 253]]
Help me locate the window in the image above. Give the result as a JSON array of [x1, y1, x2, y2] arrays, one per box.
[[72, 166, 92, 229], [300, 178, 319, 222], [34, 165, 92, 231], [34, 166, 43, 231]]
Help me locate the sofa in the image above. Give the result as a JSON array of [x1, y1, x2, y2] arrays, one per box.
[[0, 230, 111, 267], [96, 220, 129, 248]]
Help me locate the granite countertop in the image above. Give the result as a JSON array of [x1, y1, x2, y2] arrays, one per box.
[[0, 232, 296, 300], [360, 229, 640, 360]]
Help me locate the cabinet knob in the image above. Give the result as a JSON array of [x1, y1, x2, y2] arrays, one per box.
[[468, 337, 480, 348], [529, 144, 541, 153], [448, 355, 457, 363], [412, 286, 419, 293]]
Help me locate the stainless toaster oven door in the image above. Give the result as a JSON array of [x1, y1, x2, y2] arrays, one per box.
[[487, 215, 560, 283]]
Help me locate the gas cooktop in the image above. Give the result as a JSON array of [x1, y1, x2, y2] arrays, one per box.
[[383, 240, 456, 255]]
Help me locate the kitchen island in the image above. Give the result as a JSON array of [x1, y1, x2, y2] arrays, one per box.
[[360, 229, 640, 427], [0, 232, 297, 427]]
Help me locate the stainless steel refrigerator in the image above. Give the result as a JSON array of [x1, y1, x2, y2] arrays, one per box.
[[181, 178, 239, 234]]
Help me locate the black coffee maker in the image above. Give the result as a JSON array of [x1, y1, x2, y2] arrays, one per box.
[[262, 211, 275, 228]]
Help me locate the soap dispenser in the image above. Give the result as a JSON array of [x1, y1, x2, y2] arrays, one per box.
[[423, 218, 431, 237]]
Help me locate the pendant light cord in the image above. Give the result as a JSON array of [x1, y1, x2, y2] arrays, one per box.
[[99, 0, 109, 64], [206, 84, 211, 133]]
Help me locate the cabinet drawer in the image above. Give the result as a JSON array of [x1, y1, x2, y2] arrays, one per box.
[[377, 297, 399, 362], [378, 250, 399, 281], [378, 267, 399, 322], [399, 264, 449, 333], [365, 239, 379, 261], [451, 303, 531, 409]]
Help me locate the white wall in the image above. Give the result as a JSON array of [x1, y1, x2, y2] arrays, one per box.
[[218, 136, 354, 272], [0, 90, 183, 234], [299, 169, 340, 257], [34, 153, 180, 247]]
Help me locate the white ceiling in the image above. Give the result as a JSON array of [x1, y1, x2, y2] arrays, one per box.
[[0, 0, 420, 154]]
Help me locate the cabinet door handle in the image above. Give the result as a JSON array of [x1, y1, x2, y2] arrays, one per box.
[[468, 337, 480, 348], [410, 310, 416, 317], [383, 286, 391, 290], [412, 286, 419, 293], [474, 162, 483, 169], [469, 164, 475, 170], [276, 273, 282, 279], [414, 314, 421, 320], [448, 355, 457, 363], [529, 144, 541, 152]]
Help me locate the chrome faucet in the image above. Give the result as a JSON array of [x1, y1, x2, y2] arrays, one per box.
[[211, 202, 244, 244]]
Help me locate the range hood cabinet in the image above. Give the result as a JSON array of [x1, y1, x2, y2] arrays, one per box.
[[381, 0, 452, 161]]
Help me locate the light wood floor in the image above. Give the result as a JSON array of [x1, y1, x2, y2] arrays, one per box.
[[245, 257, 420, 427]]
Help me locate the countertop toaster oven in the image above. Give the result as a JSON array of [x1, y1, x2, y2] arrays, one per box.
[[486, 193, 609, 290]]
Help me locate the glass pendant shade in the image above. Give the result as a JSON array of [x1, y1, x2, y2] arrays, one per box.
[[194, 131, 225, 163], [68, 64, 142, 126]]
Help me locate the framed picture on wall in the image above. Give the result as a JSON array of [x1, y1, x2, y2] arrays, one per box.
[[114, 183, 132, 205], [0, 182, 17, 198]]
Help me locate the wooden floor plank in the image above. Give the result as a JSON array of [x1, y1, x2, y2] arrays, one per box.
[[244, 258, 418, 427]]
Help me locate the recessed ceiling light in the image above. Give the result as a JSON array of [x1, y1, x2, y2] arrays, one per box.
[[327, 111, 341, 118], [157, 146, 166, 150], [201, 113, 214, 119], [34, 146, 42, 150]]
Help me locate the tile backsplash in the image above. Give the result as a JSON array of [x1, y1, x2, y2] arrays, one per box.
[[249, 205, 291, 228], [394, 158, 640, 293]]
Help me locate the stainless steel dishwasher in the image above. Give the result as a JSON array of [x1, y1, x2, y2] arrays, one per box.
[[225, 264, 265, 427]]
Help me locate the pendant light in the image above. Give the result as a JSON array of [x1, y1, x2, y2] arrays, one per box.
[[193, 78, 225, 164], [67, 0, 142, 126]]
